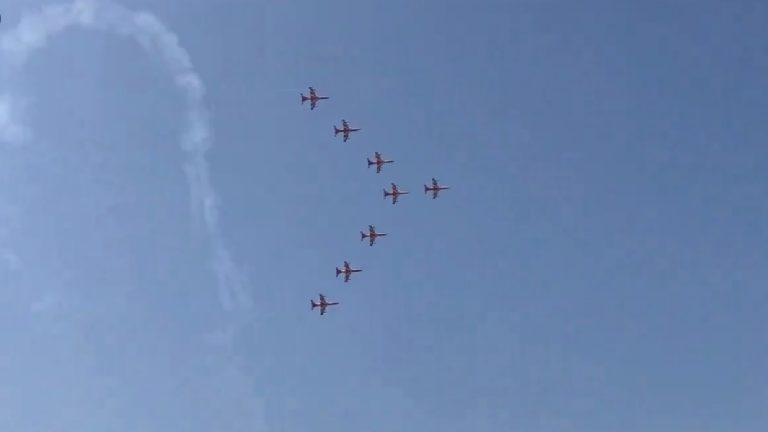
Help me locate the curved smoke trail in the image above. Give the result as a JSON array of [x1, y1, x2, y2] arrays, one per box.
[[0, 0, 251, 310]]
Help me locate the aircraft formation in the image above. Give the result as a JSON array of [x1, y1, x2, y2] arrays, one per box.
[[301, 86, 450, 315]]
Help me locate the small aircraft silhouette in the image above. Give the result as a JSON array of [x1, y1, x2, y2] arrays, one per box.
[[334, 119, 361, 142], [360, 225, 387, 246], [424, 178, 450, 199], [311, 293, 339, 315], [367, 151, 394, 174], [300, 87, 329, 110], [335, 260, 362, 282], [383, 183, 409, 205]]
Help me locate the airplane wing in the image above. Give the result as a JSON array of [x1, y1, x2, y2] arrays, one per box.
[[310, 99, 317, 110], [344, 261, 351, 270], [392, 194, 399, 205], [319, 294, 326, 303], [432, 189, 439, 199], [369, 225, 375, 232], [309, 87, 316, 97], [369, 236, 375, 246], [375, 152, 383, 162], [344, 272, 351, 282], [391, 183, 398, 192], [377, 164, 382, 174], [320, 305, 326, 315], [343, 131, 350, 142], [432, 178, 439, 187], [342, 119, 349, 128]]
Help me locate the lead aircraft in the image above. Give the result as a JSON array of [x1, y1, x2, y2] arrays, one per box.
[[335, 260, 362, 282], [383, 183, 409, 205], [300, 87, 329, 110], [360, 225, 387, 246], [424, 178, 450, 199], [311, 294, 339, 315], [367, 152, 395, 174], [334, 119, 361, 142]]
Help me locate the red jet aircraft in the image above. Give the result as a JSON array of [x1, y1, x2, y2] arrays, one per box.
[[383, 183, 409, 205], [335, 260, 362, 282], [300, 87, 329, 110], [311, 293, 339, 315], [424, 177, 450, 199], [360, 225, 387, 246], [367, 152, 395, 174], [334, 119, 361, 142]]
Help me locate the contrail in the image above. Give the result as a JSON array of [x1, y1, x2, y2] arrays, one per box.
[[0, 0, 252, 310]]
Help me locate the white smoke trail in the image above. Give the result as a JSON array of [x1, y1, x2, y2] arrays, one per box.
[[0, 0, 252, 310]]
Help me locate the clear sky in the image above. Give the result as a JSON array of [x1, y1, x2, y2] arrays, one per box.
[[0, 0, 766, 431]]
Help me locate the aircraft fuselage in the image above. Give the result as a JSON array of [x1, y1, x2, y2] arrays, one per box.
[[336, 267, 362, 275], [311, 299, 339, 315], [302, 95, 329, 102], [362, 232, 387, 239], [312, 301, 339, 308]]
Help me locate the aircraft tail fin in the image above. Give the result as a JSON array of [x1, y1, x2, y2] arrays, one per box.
[[311, 300, 318, 309], [334, 127, 340, 136], [335, 267, 341, 277], [367, 158, 373, 167], [301, 94, 307, 103], [383, 189, 388, 199], [424, 185, 429, 194]]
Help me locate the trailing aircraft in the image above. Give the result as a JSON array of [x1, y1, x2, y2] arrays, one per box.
[[335, 260, 362, 282], [367, 151, 394, 174], [383, 183, 409, 205], [424, 177, 450, 199], [360, 225, 387, 246], [300, 87, 329, 110], [334, 119, 361, 142], [311, 294, 339, 315]]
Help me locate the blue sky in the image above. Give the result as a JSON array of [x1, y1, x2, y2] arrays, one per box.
[[0, 0, 767, 431]]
